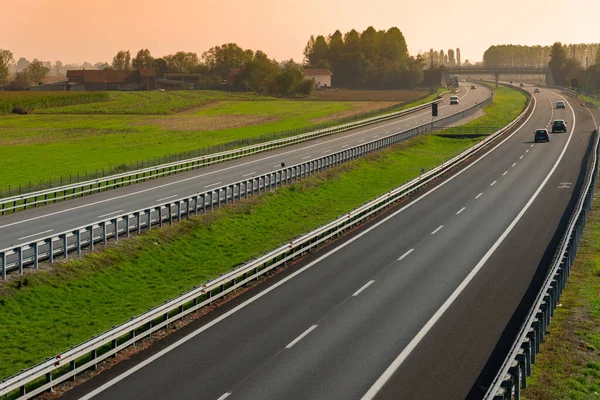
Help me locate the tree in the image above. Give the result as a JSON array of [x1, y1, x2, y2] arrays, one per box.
[[202, 44, 253, 77], [94, 62, 111, 70], [237, 50, 280, 94], [448, 49, 455, 66], [304, 35, 329, 68], [54, 61, 63, 77], [549, 42, 568, 85], [12, 70, 31, 90], [164, 51, 200, 73], [132, 49, 154, 69], [112, 50, 131, 70], [26, 59, 51, 84], [456, 48, 461, 66], [15, 57, 29, 72], [439, 50, 445, 66], [0, 49, 13, 85], [152, 58, 168, 78]]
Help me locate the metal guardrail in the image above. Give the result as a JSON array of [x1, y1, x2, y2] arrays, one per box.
[[0, 87, 531, 400], [0, 95, 449, 215], [0, 90, 495, 279], [485, 128, 600, 400]]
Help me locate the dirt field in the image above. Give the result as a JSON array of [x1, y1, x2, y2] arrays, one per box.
[[305, 89, 430, 102]]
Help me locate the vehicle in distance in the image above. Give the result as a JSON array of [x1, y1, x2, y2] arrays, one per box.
[[556, 101, 566, 109], [534, 129, 550, 142], [450, 95, 459, 105], [534, 87, 540, 93], [471, 84, 477, 89], [520, 82, 525, 87], [552, 120, 567, 133]]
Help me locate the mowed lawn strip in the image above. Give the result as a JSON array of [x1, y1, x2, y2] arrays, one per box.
[[0, 134, 479, 380], [0, 90, 435, 193], [522, 181, 600, 400], [460, 85, 528, 129]]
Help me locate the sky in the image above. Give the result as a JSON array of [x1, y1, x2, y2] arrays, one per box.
[[1, 0, 599, 65]]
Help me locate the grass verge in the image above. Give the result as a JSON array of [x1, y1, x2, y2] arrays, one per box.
[[0, 134, 479, 380], [0, 84, 525, 380], [521, 181, 600, 400]]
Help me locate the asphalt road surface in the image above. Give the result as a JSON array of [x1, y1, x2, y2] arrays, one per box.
[[58, 87, 598, 400], [0, 84, 489, 250]]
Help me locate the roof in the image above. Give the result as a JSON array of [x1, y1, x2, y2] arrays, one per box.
[[302, 69, 333, 76], [67, 69, 156, 83]]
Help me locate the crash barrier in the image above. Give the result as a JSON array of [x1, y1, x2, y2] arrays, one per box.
[[0, 94, 455, 215], [0, 87, 533, 400], [484, 129, 600, 400]]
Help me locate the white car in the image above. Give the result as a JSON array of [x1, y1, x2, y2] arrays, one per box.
[[534, 87, 540, 93], [450, 96, 459, 105], [556, 101, 565, 109]]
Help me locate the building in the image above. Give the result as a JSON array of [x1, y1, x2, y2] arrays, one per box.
[[224, 69, 241, 86], [66, 68, 157, 91], [302, 69, 333, 88]]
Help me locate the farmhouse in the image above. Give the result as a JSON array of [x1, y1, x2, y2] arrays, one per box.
[[224, 69, 241, 85], [302, 69, 333, 88], [66, 68, 157, 91]]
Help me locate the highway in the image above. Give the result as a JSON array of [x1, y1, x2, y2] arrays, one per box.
[[0, 84, 489, 251], [57, 87, 598, 400]]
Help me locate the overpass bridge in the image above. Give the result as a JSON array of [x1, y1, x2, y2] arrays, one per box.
[[442, 66, 553, 87]]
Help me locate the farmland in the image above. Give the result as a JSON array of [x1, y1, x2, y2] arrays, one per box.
[[0, 89, 435, 194]]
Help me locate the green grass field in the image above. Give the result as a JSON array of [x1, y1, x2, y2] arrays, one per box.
[[0, 90, 435, 195], [459, 85, 528, 128], [0, 134, 480, 381], [522, 181, 600, 400], [0, 84, 527, 380]]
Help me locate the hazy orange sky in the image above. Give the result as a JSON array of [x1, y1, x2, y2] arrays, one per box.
[[1, 0, 598, 65]]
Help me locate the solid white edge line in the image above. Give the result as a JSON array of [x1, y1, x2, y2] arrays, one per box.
[[456, 207, 466, 215], [430, 225, 444, 235], [362, 89, 575, 400], [97, 210, 124, 219], [352, 280, 376, 297], [398, 248, 415, 261], [78, 93, 537, 400], [216, 393, 231, 400], [17, 229, 54, 241], [285, 325, 318, 349]]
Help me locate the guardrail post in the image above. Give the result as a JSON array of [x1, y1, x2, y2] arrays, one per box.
[[158, 207, 163, 227], [102, 222, 107, 245], [88, 226, 94, 250], [34, 241, 39, 268], [62, 233, 68, 258], [0, 252, 4, 280], [17, 247, 23, 274], [112, 219, 119, 241], [145, 210, 151, 231], [76, 230, 81, 255], [48, 237, 54, 263], [125, 216, 130, 237], [209, 192, 214, 210], [216, 189, 221, 208]]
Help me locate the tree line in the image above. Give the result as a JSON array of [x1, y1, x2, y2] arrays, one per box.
[[548, 42, 600, 90], [426, 48, 467, 67], [0, 50, 52, 89], [484, 43, 599, 69], [302, 27, 424, 89]]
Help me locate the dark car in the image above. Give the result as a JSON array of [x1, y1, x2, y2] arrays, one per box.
[[556, 101, 566, 109], [534, 129, 550, 142], [552, 120, 567, 133]]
